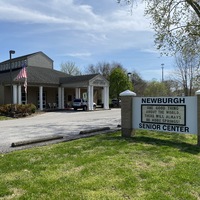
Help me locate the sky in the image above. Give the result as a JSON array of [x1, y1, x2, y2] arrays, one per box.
[[0, 0, 175, 81]]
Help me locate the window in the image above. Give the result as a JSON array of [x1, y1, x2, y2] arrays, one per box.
[[6, 63, 9, 70], [21, 92, 26, 104], [68, 95, 72, 101]]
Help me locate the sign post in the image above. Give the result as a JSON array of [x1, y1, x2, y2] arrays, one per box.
[[195, 90, 200, 145], [120, 90, 136, 137]]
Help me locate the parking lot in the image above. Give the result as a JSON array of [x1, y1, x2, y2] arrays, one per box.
[[0, 109, 121, 153]]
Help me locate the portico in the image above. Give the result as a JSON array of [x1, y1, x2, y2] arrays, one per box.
[[60, 74, 109, 110]]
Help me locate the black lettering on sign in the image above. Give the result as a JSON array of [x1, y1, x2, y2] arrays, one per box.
[[141, 105, 186, 126], [162, 125, 189, 133], [139, 123, 161, 130], [141, 98, 185, 104]]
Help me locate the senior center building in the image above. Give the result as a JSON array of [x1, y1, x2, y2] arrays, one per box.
[[0, 51, 109, 111]]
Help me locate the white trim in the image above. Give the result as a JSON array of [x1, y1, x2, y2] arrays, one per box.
[[75, 88, 80, 98], [17, 85, 22, 104], [39, 86, 43, 110], [87, 85, 94, 110], [120, 90, 136, 97], [13, 85, 17, 104]]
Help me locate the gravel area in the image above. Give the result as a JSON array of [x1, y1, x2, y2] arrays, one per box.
[[0, 109, 121, 153]]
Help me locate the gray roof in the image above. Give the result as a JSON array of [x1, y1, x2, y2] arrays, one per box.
[[0, 67, 100, 87], [0, 66, 70, 86], [60, 74, 98, 84], [0, 51, 104, 87], [27, 66, 71, 86], [0, 51, 53, 64], [0, 68, 20, 84]]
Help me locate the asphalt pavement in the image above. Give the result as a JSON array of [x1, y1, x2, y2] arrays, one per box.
[[0, 109, 121, 153]]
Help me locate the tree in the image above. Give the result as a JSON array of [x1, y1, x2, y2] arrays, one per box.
[[171, 50, 199, 96], [85, 61, 123, 79], [130, 71, 147, 96], [109, 67, 133, 99], [85, 64, 99, 74], [144, 80, 170, 96], [117, 0, 200, 55], [162, 79, 181, 96], [60, 62, 82, 76]]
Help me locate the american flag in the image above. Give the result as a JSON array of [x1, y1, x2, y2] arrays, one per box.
[[16, 65, 27, 80], [16, 64, 28, 93]]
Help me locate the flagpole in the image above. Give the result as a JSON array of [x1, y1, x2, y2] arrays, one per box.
[[25, 77, 27, 104], [25, 62, 27, 104]]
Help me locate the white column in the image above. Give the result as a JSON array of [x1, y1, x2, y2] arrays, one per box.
[[75, 88, 81, 98], [91, 86, 94, 110], [87, 86, 91, 110], [103, 86, 109, 109], [103, 86, 106, 109], [61, 87, 65, 109], [58, 87, 62, 109], [87, 85, 93, 110], [18, 85, 22, 104], [107, 86, 109, 109], [13, 85, 17, 104], [39, 86, 43, 111]]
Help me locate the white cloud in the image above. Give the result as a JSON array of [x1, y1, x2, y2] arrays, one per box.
[[141, 48, 159, 54], [61, 52, 92, 58], [0, 0, 152, 31], [0, 2, 71, 24], [104, 6, 152, 32], [0, 1, 103, 29], [0, 0, 168, 81]]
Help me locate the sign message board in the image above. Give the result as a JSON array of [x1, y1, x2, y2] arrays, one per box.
[[133, 97, 197, 134], [141, 105, 186, 125]]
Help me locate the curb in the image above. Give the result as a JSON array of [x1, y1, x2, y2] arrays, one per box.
[[62, 128, 120, 142], [79, 127, 110, 135], [11, 135, 64, 147], [10, 127, 121, 149]]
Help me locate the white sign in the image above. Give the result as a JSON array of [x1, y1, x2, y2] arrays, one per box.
[[91, 79, 107, 86], [133, 97, 197, 134]]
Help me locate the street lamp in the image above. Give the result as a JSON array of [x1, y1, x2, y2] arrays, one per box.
[[127, 72, 132, 82], [9, 50, 15, 105]]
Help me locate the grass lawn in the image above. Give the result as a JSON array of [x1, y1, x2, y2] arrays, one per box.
[[0, 116, 12, 120], [1, 130, 200, 200]]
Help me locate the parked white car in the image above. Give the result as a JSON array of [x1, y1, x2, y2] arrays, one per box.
[[72, 98, 96, 111]]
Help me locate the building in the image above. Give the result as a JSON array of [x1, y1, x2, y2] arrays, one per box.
[[0, 51, 109, 110]]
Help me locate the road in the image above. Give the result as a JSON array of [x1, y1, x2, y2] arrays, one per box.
[[0, 109, 121, 153]]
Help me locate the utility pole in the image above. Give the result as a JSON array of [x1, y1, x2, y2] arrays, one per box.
[[161, 63, 164, 82]]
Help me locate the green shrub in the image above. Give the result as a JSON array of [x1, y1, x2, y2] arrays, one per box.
[[0, 104, 12, 115], [0, 103, 37, 117], [28, 103, 36, 113]]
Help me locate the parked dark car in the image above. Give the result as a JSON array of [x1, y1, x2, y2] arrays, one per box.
[[111, 98, 121, 108]]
